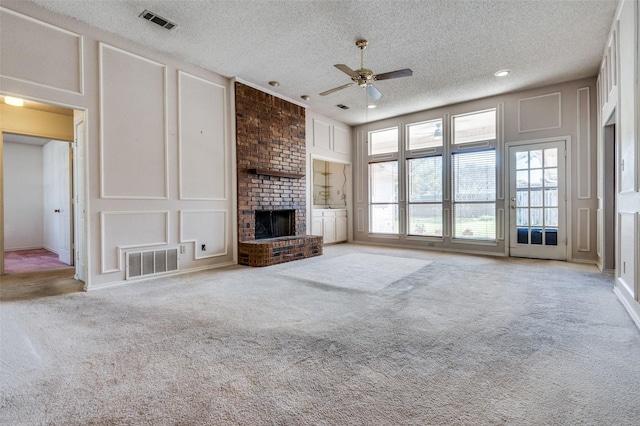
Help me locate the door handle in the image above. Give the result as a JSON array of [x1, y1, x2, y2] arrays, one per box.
[[511, 197, 516, 202], [511, 205, 516, 209]]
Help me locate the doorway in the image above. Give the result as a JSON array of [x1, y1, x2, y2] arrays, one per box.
[[602, 114, 616, 271], [508, 139, 567, 260], [2, 134, 73, 274], [0, 96, 85, 282]]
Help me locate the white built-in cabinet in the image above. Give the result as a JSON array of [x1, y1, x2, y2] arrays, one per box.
[[313, 209, 347, 244]]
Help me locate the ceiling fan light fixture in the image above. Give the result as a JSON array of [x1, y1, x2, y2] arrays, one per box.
[[494, 69, 511, 77]]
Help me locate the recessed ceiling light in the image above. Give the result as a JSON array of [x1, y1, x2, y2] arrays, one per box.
[[494, 69, 511, 77], [268, 81, 280, 87], [367, 104, 377, 109], [4, 96, 24, 107], [301, 95, 311, 101]]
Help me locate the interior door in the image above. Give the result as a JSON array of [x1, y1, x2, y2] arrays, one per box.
[[509, 140, 567, 260], [54, 142, 72, 265]]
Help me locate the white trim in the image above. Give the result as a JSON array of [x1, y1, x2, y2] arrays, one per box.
[[357, 208, 365, 232], [177, 70, 228, 201], [577, 87, 592, 199], [229, 78, 238, 265], [505, 136, 571, 261], [518, 92, 562, 133], [497, 102, 505, 200], [0, 7, 85, 95], [577, 208, 591, 252], [368, 233, 401, 240], [100, 211, 170, 273], [356, 130, 365, 203], [497, 208, 505, 240], [614, 284, 640, 331], [179, 209, 229, 259], [98, 43, 169, 200]]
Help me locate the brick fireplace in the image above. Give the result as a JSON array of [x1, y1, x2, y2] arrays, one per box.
[[235, 82, 322, 266]]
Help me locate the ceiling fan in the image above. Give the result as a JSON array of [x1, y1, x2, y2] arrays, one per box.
[[320, 39, 413, 101]]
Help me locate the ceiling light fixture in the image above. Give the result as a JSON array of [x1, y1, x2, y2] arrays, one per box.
[[367, 104, 377, 109], [301, 95, 311, 101], [4, 96, 24, 107], [268, 81, 280, 87], [494, 69, 511, 77]]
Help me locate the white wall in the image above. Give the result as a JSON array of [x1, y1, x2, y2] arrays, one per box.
[[3, 141, 43, 250], [598, 0, 640, 328], [0, 2, 235, 288]]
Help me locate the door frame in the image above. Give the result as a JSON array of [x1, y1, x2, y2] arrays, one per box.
[[0, 98, 87, 283], [504, 136, 572, 261]]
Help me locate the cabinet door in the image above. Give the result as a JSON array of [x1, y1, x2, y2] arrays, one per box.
[[312, 216, 323, 236], [323, 217, 336, 244], [336, 215, 347, 242]]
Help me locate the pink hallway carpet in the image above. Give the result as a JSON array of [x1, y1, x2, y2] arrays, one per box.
[[3, 248, 71, 274]]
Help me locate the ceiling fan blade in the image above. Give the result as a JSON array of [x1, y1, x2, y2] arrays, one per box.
[[366, 84, 383, 101], [334, 64, 360, 78], [319, 82, 355, 96], [374, 68, 413, 81]]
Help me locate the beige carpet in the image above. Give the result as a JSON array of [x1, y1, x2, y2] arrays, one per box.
[[1, 244, 639, 425], [278, 252, 431, 292]]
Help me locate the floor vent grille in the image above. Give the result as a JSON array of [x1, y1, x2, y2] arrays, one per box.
[[126, 248, 178, 279]]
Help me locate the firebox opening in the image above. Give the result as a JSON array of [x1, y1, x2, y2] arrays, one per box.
[[255, 210, 295, 240]]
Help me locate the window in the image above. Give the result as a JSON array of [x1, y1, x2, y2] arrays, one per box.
[[369, 161, 398, 233], [453, 109, 496, 144], [452, 150, 496, 240], [406, 119, 443, 150], [407, 156, 442, 236], [369, 127, 398, 155]]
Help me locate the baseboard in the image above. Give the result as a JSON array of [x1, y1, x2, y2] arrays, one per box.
[[87, 260, 237, 291], [614, 283, 640, 331]]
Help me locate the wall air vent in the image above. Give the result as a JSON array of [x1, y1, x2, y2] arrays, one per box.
[[336, 104, 349, 110], [126, 248, 178, 279], [139, 10, 177, 30]]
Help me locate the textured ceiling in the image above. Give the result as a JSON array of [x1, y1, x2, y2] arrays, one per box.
[[27, 0, 617, 126]]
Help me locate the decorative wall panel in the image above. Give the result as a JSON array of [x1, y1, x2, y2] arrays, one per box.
[[313, 119, 332, 150], [356, 130, 364, 203], [577, 208, 591, 252], [0, 8, 83, 94], [577, 87, 592, 199], [101, 211, 169, 273], [334, 127, 349, 154], [357, 208, 365, 233], [518, 92, 561, 133], [180, 210, 227, 259], [178, 71, 226, 200], [618, 213, 636, 297], [100, 43, 167, 199]]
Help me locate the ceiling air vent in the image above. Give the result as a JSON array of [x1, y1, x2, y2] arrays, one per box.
[[336, 104, 349, 110], [139, 10, 177, 30]]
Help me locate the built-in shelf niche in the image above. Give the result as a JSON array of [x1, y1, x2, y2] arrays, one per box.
[[312, 159, 348, 208]]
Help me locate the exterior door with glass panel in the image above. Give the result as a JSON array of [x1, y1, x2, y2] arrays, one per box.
[[509, 141, 566, 260]]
